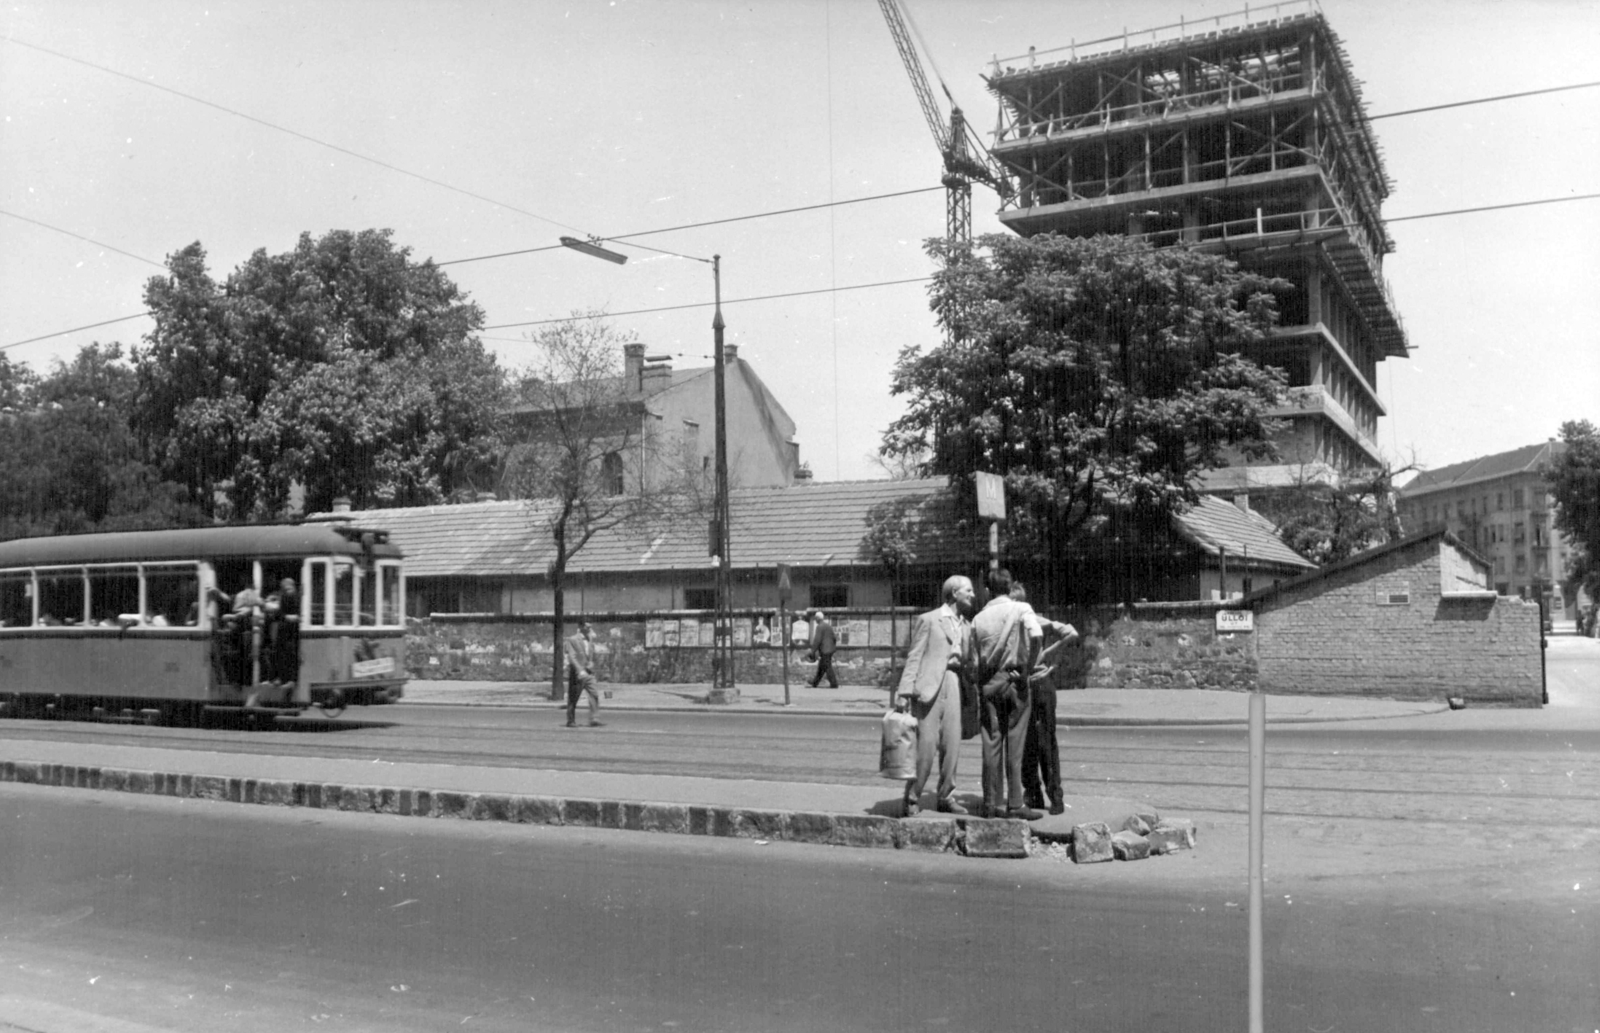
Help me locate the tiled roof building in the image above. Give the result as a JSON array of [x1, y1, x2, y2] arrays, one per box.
[[330, 477, 1312, 615]]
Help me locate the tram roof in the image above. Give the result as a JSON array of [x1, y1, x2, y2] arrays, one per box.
[[0, 523, 403, 568]]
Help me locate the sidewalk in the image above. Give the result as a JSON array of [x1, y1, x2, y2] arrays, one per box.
[[401, 678, 1452, 725]]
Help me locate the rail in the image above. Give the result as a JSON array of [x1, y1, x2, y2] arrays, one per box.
[[992, 0, 1322, 70]]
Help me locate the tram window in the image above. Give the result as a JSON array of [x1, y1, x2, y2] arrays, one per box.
[[308, 561, 329, 626], [36, 570, 85, 626], [89, 567, 141, 626], [333, 561, 357, 626], [145, 566, 199, 626], [0, 573, 31, 627], [359, 567, 379, 625], [379, 564, 402, 626]]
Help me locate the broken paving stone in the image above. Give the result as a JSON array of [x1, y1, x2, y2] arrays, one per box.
[[1071, 821, 1113, 864], [1122, 813, 1152, 836], [1111, 830, 1151, 861], [1151, 818, 1196, 851]]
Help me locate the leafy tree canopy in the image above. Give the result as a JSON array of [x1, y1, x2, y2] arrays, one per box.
[[882, 233, 1288, 567], [134, 229, 504, 519], [1266, 464, 1408, 566], [0, 344, 203, 541], [1547, 419, 1600, 602]]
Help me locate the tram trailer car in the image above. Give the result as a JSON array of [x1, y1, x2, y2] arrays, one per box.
[[0, 524, 407, 722]]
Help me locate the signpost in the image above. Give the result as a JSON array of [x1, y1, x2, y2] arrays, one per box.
[[976, 471, 1005, 571]]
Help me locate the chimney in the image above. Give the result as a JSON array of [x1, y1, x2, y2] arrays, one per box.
[[641, 353, 673, 393], [723, 343, 738, 364], [623, 343, 645, 393], [331, 496, 352, 515], [1233, 492, 1250, 513]]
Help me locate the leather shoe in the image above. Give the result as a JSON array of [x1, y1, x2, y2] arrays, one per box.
[[564, 721, 577, 728], [1049, 800, 1066, 815], [936, 799, 968, 815], [588, 720, 605, 727], [903, 800, 920, 818], [1024, 794, 1047, 810], [1006, 806, 1045, 821]]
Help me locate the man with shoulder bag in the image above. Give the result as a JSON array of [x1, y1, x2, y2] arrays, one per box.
[[971, 568, 1044, 820]]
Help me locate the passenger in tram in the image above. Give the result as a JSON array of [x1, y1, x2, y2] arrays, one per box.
[[262, 578, 301, 687], [210, 582, 264, 686]]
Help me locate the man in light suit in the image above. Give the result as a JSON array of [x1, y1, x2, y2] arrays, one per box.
[[895, 575, 976, 817]]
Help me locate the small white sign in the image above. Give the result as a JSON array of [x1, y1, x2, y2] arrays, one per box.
[[976, 471, 1006, 521], [1215, 610, 1255, 633], [351, 656, 395, 678]]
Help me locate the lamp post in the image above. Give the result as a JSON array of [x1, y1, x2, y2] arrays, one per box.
[[709, 255, 737, 702], [561, 236, 736, 702]]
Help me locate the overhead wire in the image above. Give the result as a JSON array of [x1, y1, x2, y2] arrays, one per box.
[[3, 63, 1598, 353], [0, 210, 166, 268]]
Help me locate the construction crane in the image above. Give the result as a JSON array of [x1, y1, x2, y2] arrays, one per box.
[[877, 0, 1013, 248]]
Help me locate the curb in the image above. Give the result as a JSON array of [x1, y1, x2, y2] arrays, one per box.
[[0, 758, 1031, 860], [396, 698, 1453, 726]]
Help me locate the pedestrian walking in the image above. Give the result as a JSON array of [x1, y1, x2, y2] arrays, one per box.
[[1012, 582, 1077, 816], [808, 610, 839, 688], [895, 575, 976, 816], [565, 620, 603, 727], [971, 568, 1043, 820]]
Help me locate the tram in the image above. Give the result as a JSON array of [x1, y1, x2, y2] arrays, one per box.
[[0, 523, 407, 723]]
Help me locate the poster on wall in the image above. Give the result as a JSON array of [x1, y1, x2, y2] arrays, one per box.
[[838, 618, 869, 647], [677, 620, 697, 647], [661, 619, 680, 647], [750, 616, 773, 646], [698, 620, 715, 648], [645, 619, 664, 648], [732, 618, 752, 647]]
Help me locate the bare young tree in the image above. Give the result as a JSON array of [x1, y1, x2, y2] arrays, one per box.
[[501, 312, 704, 699]]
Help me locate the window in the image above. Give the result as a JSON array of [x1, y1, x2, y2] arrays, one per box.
[[36, 569, 85, 625], [145, 565, 200, 626], [601, 451, 624, 496], [308, 561, 329, 626], [809, 584, 848, 609], [1495, 582, 1509, 596], [333, 560, 357, 626], [0, 572, 31, 627], [1515, 555, 1527, 573], [1513, 488, 1524, 509], [88, 566, 140, 625], [683, 587, 715, 610], [1497, 493, 1505, 511], [379, 563, 402, 626]]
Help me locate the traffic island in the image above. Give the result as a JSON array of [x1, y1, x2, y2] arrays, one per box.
[[1, 758, 1189, 863]]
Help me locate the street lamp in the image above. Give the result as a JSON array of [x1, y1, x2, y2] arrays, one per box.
[[561, 238, 737, 702]]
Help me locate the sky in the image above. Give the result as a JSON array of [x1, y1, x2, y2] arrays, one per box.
[[3, 0, 1598, 484]]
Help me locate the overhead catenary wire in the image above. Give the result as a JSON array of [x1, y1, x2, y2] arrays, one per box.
[[7, 190, 1600, 353]]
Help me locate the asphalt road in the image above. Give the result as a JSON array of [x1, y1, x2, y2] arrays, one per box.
[[2, 782, 1595, 1033]]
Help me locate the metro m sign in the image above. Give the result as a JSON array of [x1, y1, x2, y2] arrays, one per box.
[[975, 471, 1006, 522]]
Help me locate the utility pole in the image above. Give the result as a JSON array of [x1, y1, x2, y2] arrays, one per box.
[[709, 255, 737, 703]]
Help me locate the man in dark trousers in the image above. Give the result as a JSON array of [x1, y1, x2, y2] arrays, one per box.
[[808, 610, 839, 688], [565, 620, 603, 727], [971, 568, 1043, 820], [1012, 582, 1078, 815], [895, 575, 975, 816]]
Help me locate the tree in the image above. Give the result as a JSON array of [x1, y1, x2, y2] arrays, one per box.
[[501, 313, 704, 699], [1267, 461, 1413, 566], [134, 230, 504, 519], [0, 344, 203, 540], [1547, 419, 1600, 607], [881, 233, 1288, 601]]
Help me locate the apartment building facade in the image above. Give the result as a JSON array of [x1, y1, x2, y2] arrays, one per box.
[[1396, 440, 1578, 615]]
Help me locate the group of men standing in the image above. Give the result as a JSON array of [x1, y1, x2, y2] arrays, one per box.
[[896, 568, 1076, 821]]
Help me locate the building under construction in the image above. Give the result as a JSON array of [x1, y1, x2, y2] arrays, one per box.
[[983, 0, 1407, 494]]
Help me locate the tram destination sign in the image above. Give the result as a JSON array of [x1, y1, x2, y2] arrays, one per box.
[[352, 656, 396, 678]]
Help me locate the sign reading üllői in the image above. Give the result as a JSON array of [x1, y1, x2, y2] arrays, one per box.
[[1215, 610, 1255, 633]]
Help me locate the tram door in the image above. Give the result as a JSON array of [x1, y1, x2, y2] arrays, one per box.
[[210, 559, 254, 689], [259, 559, 304, 691]]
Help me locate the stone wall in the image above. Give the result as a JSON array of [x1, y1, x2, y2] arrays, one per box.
[[405, 601, 1261, 692]]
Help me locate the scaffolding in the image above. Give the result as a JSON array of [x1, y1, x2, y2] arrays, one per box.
[[983, 1, 1407, 485]]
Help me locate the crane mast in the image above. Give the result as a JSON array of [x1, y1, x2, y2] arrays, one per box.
[[876, 0, 1012, 247]]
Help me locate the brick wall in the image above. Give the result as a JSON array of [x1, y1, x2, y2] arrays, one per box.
[[1255, 537, 1542, 705]]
